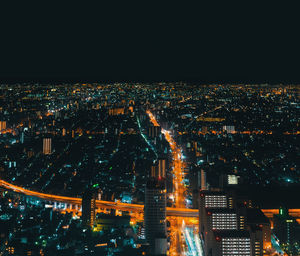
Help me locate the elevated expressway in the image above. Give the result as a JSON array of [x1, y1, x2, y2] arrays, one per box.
[[0, 179, 198, 218]]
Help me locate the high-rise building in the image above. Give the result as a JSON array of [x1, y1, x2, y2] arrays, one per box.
[[144, 177, 167, 255], [210, 231, 252, 256], [199, 190, 265, 256], [148, 125, 161, 138], [0, 121, 6, 131], [202, 208, 239, 255], [273, 207, 300, 247], [151, 158, 166, 179], [242, 208, 271, 252], [222, 125, 235, 134], [82, 189, 97, 228], [43, 138, 52, 155], [200, 169, 207, 190]]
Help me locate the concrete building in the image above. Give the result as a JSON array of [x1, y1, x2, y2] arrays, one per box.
[[43, 138, 52, 155], [148, 125, 161, 138], [144, 177, 167, 255], [211, 231, 251, 256], [0, 121, 6, 131], [82, 189, 97, 228]]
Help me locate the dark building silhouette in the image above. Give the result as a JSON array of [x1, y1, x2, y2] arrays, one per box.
[[82, 188, 97, 228], [273, 207, 300, 247], [145, 170, 167, 255]]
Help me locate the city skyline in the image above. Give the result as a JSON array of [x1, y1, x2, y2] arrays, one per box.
[[0, 83, 299, 255], [1, 3, 300, 255]]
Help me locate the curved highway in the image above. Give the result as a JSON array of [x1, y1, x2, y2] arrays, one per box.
[[0, 179, 198, 217]]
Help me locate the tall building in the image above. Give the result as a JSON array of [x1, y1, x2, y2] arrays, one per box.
[[222, 125, 235, 134], [43, 138, 52, 155], [211, 231, 251, 256], [202, 208, 239, 255], [200, 169, 207, 190], [273, 207, 300, 247], [199, 190, 266, 256], [148, 125, 161, 138], [151, 158, 166, 179], [0, 121, 6, 131], [82, 189, 97, 228], [243, 208, 271, 252], [144, 177, 167, 255]]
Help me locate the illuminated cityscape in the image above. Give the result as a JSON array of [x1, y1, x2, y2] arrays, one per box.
[[0, 83, 298, 256]]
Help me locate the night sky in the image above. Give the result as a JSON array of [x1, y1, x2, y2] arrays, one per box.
[[1, 3, 300, 84]]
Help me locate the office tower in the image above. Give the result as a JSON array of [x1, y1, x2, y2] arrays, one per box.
[[211, 231, 251, 256], [144, 177, 167, 255], [203, 209, 239, 255], [199, 192, 229, 255], [249, 226, 264, 256], [200, 189, 267, 256], [82, 189, 97, 228], [199, 191, 229, 230], [0, 121, 6, 131], [243, 208, 271, 252], [151, 158, 166, 179], [43, 138, 52, 155], [199, 191, 228, 211], [148, 125, 161, 138], [200, 169, 207, 190], [273, 207, 300, 247], [222, 125, 235, 134]]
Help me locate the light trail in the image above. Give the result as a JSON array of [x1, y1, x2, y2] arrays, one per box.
[[147, 110, 190, 255]]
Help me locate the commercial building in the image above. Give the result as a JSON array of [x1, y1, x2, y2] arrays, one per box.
[[148, 125, 161, 138], [200, 169, 207, 191], [199, 190, 268, 256], [273, 207, 300, 248], [212, 231, 251, 256], [144, 177, 167, 255], [151, 158, 166, 179], [42, 138, 52, 155], [82, 189, 97, 228], [0, 121, 6, 131]]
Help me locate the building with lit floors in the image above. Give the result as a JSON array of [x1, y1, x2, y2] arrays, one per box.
[[273, 207, 300, 254], [151, 158, 166, 179], [82, 188, 97, 228], [0, 120, 6, 131], [199, 190, 267, 255], [42, 137, 52, 155], [211, 230, 251, 256], [202, 208, 239, 255], [144, 177, 167, 255], [241, 208, 271, 253], [148, 125, 161, 139]]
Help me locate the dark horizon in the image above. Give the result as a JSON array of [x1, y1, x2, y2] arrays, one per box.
[[1, 3, 300, 86]]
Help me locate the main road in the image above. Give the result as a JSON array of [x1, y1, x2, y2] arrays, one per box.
[[147, 110, 196, 256]]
